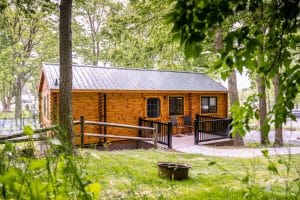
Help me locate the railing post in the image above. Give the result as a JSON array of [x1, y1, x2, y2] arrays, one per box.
[[167, 121, 172, 148], [153, 123, 158, 149], [138, 117, 142, 137], [228, 118, 233, 138], [194, 119, 199, 145], [80, 115, 84, 148]]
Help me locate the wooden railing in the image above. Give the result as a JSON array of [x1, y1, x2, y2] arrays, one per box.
[[0, 116, 162, 149], [138, 118, 172, 148], [76, 116, 158, 148], [0, 125, 58, 144], [194, 115, 232, 144]]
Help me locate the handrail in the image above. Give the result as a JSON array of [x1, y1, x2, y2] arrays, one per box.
[[84, 121, 155, 131], [0, 125, 58, 140], [198, 118, 231, 123], [0, 135, 47, 144], [78, 116, 158, 149], [83, 133, 153, 141]]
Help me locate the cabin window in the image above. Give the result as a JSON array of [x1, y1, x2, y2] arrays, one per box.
[[201, 96, 217, 114], [147, 98, 160, 118], [169, 97, 183, 115]]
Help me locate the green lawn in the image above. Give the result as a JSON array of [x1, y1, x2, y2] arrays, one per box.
[[81, 149, 300, 199]]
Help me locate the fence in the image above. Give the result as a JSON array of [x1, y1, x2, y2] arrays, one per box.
[[194, 115, 232, 144], [76, 116, 159, 148], [0, 125, 57, 144], [0, 116, 164, 149], [138, 118, 172, 148]]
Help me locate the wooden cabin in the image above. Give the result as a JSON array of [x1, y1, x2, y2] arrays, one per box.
[[39, 63, 228, 145]]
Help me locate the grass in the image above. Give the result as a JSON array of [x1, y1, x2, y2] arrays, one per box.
[[245, 142, 300, 148], [80, 149, 300, 199]]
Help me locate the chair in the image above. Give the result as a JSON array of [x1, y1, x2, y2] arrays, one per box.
[[183, 115, 194, 135], [170, 116, 184, 136]]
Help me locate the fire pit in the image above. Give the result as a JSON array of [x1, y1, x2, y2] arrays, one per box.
[[157, 162, 191, 180]]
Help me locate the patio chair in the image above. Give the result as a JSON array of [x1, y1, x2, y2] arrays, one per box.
[[183, 115, 194, 135], [170, 116, 184, 136]]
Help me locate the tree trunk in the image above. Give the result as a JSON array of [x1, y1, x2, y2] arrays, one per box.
[[214, 27, 244, 146], [228, 71, 244, 146], [14, 78, 22, 129], [273, 74, 283, 147], [257, 74, 270, 145], [2, 97, 12, 112], [59, 0, 73, 147]]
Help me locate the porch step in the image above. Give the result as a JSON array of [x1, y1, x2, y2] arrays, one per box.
[[199, 138, 235, 146]]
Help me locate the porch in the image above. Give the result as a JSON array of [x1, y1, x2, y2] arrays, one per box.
[[139, 115, 233, 148]]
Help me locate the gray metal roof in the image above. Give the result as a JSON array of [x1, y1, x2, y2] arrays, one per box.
[[42, 63, 227, 92]]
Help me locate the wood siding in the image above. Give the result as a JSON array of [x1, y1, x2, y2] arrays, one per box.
[[41, 90, 228, 145]]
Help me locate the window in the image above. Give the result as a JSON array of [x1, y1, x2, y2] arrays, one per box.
[[169, 97, 184, 115], [201, 96, 217, 113], [147, 98, 160, 118]]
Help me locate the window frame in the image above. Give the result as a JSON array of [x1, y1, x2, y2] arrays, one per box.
[[146, 97, 161, 118], [201, 96, 218, 114], [169, 96, 184, 115]]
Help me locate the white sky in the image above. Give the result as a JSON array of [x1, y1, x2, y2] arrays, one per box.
[[221, 72, 251, 90]]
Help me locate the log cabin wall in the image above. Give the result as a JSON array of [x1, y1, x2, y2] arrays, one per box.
[[104, 92, 228, 140], [39, 75, 51, 127], [50, 92, 103, 144], [45, 91, 228, 144]]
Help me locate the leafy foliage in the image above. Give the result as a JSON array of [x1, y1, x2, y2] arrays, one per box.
[[0, 128, 100, 199], [168, 0, 300, 136]]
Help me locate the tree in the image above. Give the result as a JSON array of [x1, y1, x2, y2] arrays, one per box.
[[99, 0, 218, 74], [73, 0, 122, 65], [273, 74, 283, 147], [167, 0, 300, 141], [0, 2, 54, 126], [215, 27, 244, 145], [59, 0, 73, 147]]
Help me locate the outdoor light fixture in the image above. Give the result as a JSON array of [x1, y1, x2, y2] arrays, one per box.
[[54, 79, 58, 86]]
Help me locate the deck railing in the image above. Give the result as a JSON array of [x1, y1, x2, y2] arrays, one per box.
[[194, 115, 232, 144], [138, 118, 172, 148], [76, 116, 158, 148]]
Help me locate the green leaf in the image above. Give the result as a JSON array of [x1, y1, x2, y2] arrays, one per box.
[[208, 161, 216, 166], [267, 164, 279, 174], [24, 126, 34, 136], [29, 160, 46, 170], [261, 149, 269, 158], [241, 175, 249, 183], [85, 182, 101, 197], [261, 121, 270, 137]]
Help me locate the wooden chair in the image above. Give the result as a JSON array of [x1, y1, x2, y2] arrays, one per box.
[[183, 115, 194, 135], [170, 116, 184, 135]]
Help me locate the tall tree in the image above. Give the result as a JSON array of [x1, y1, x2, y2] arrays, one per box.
[[215, 27, 244, 145], [59, 0, 73, 146], [273, 74, 283, 147], [0, 2, 53, 126], [168, 0, 300, 140], [99, 0, 218, 74], [73, 0, 121, 65]]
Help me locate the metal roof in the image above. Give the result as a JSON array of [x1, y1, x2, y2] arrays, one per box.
[[42, 63, 227, 92]]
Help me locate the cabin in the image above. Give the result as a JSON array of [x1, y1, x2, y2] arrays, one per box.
[[39, 63, 228, 146]]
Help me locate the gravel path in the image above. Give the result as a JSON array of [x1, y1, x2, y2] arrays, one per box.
[[172, 120, 300, 158]]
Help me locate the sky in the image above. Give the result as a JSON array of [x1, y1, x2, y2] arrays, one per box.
[[221, 71, 251, 90]]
